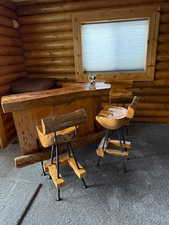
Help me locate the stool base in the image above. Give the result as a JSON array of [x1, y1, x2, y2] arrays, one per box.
[[96, 128, 131, 171], [43, 153, 87, 200]]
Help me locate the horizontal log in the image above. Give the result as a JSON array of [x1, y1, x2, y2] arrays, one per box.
[[16, 0, 165, 16], [160, 3, 169, 13], [158, 44, 169, 53], [0, 36, 22, 47], [160, 14, 169, 24], [0, 0, 15, 10], [156, 62, 169, 71], [23, 40, 73, 50], [133, 80, 169, 87], [42, 109, 87, 134], [109, 96, 149, 105], [157, 53, 169, 62], [0, 72, 26, 86], [20, 22, 72, 34], [110, 80, 133, 88], [28, 73, 75, 80], [0, 26, 18, 37], [21, 31, 72, 42], [0, 6, 16, 18], [18, 12, 71, 25], [136, 110, 169, 117], [15, 0, 74, 6], [16, 0, 119, 15], [155, 71, 169, 80], [26, 57, 74, 66], [110, 90, 133, 99], [27, 66, 75, 74], [15, 151, 50, 168], [0, 64, 25, 75], [159, 34, 169, 43], [15, 0, 168, 7], [0, 16, 13, 27], [133, 117, 169, 123], [24, 49, 74, 58], [137, 103, 169, 110], [0, 56, 24, 66], [0, 46, 23, 56], [0, 84, 11, 96], [160, 24, 169, 34], [131, 87, 169, 95], [140, 96, 169, 103]]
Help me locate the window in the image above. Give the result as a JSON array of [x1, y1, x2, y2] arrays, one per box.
[[82, 20, 149, 72], [73, 6, 160, 81]]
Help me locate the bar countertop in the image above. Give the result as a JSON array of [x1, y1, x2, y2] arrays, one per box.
[[1, 82, 111, 113]]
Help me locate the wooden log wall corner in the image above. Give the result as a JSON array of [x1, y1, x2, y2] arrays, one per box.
[[16, 0, 169, 123], [0, 0, 26, 148]]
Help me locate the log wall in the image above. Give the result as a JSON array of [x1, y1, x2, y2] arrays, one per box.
[[0, 0, 26, 147], [16, 0, 169, 123]]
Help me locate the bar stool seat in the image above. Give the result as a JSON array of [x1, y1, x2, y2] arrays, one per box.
[[96, 107, 129, 130], [36, 125, 76, 148]]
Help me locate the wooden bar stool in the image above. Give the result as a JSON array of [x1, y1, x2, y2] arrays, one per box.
[[96, 96, 140, 171], [36, 109, 88, 201]]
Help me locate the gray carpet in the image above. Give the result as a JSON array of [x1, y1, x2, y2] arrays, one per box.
[[0, 123, 169, 225]]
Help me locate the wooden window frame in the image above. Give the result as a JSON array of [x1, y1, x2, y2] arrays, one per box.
[[72, 6, 160, 82]]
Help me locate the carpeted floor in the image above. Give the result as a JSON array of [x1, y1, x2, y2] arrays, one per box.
[[0, 123, 169, 225]]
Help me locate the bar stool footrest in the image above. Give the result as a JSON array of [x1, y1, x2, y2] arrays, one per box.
[[48, 164, 64, 188], [44, 153, 69, 172], [105, 149, 128, 157], [108, 139, 131, 149], [68, 157, 86, 179]]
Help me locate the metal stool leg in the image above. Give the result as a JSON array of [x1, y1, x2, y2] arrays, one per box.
[[81, 177, 88, 189], [55, 142, 62, 201], [50, 144, 55, 164], [68, 143, 88, 189], [97, 129, 110, 166], [122, 158, 128, 173], [118, 128, 128, 173], [37, 138, 46, 176], [96, 158, 101, 167], [40, 161, 46, 176]]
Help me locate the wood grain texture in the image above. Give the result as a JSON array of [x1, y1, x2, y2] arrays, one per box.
[[2, 83, 110, 155], [0, 6, 16, 18], [14, 130, 103, 167], [25, 49, 74, 58], [41, 109, 87, 134], [23, 40, 73, 50], [26, 57, 74, 66], [0, 46, 23, 56], [20, 22, 72, 34], [0, 0, 15, 10], [0, 4, 26, 149], [21, 31, 72, 42], [5, 0, 169, 123], [2, 82, 110, 113], [0, 35, 22, 46], [0, 26, 19, 37]]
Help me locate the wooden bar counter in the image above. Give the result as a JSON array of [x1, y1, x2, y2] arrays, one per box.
[[1, 82, 110, 166]]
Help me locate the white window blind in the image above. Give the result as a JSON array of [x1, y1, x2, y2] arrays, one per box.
[[81, 19, 149, 73]]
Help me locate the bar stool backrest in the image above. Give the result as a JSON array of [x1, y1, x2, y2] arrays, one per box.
[[40, 108, 87, 135], [127, 96, 140, 119]]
